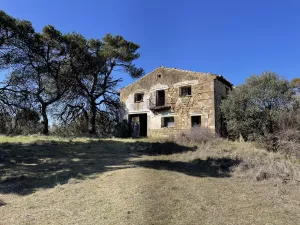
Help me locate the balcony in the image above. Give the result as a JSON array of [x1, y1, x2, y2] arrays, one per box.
[[149, 97, 172, 111]]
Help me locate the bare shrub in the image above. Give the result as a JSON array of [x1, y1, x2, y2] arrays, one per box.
[[169, 126, 216, 145], [219, 142, 300, 184], [235, 156, 300, 184], [277, 129, 300, 158]]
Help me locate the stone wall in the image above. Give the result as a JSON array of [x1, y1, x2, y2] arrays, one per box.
[[119, 67, 231, 137], [214, 78, 232, 136]]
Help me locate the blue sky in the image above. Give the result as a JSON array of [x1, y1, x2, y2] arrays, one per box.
[[1, 0, 300, 87]]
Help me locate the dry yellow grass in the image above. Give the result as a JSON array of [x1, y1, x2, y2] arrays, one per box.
[[0, 136, 299, 225], [139, 140, 300, 183]]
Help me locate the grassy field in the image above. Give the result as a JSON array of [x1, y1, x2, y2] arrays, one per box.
[[0, 136, 299, 225]]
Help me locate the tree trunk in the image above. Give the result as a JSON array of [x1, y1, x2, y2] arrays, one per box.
[[89, 101, 96, 134], [83, 109, 89, 133], [41, 104, 49, 135]]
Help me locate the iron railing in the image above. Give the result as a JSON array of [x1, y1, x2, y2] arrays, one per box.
[[148, 97, 173, 110]]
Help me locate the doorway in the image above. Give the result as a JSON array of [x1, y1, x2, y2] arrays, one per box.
[[156, 90, 165, 106], [129, 113, 147, 137]]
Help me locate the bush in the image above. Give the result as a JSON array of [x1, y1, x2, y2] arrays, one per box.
[[221, 72, 300, 153], [51, 118, 89, 137], [277, 129, 300, 158], [8, 109, 42, 135], [169, 126, 216, 145], [114, 120, 131, 138], [0, 113, 11, 135]]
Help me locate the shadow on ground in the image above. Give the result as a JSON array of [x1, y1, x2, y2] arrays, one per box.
[[131, 141, 197, 155], [0, 139, 239, 195], [135, 158, 241, 178]]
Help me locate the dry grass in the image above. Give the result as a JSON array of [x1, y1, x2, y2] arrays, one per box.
[[0, 136, 300, 224], [168, 126, 216, 145], [142, 139, 300, 184]]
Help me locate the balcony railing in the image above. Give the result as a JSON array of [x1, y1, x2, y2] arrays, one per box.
[[149, 97, 172, 111]]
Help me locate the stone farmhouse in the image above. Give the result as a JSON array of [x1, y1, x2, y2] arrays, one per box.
[[119, 66, 233, 137]]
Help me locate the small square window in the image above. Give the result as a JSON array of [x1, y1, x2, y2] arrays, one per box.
[[162, 117, 175, 128], [191, 116, 201, 127], [180, 86, 192, 97], [134, 93, 144, 102]]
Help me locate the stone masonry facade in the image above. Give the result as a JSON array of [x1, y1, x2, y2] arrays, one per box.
[[119, 67, 232, 138]]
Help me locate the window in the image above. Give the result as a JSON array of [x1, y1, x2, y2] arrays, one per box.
[[156, 90, 165, 106], [180, 86, 192, 97], [162, 117, 175, 128], [191, 116, 201, 127], [134, 93, 144, 102]]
